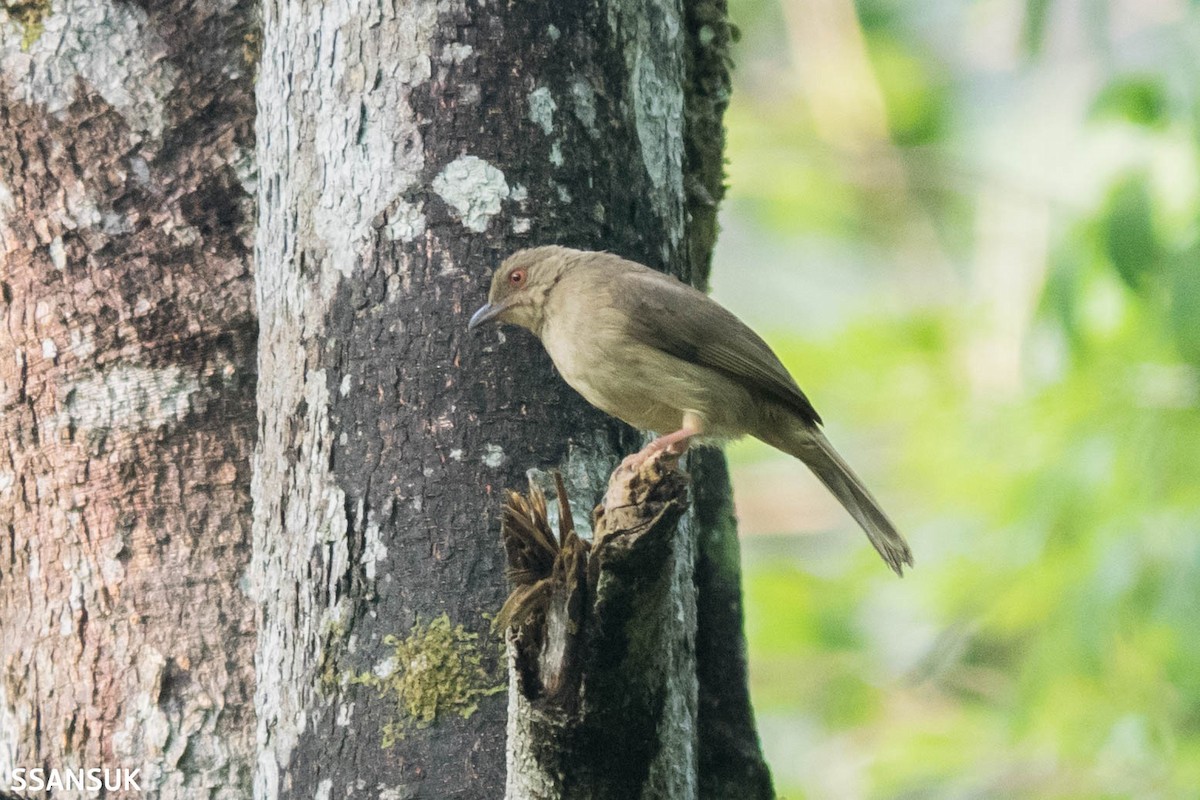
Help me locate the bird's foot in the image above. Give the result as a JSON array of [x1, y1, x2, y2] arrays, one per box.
[[619, 428, 696, 473], [617, 449, 651, 474], [651, 428, 695, 457]]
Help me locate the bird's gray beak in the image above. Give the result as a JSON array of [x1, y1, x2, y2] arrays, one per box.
[[468, 301, 508, 330]]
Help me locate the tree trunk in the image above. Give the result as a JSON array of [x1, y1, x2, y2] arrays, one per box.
[[1, 0, 769, 796], [252, 0, 770, 797], [0, 0, 257, 796]]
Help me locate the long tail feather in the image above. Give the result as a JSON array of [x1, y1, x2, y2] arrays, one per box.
[[769, 425, 913, 576]]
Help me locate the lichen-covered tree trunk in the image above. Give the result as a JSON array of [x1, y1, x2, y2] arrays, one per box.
[[0, 0, 257, 796], [252, 0, 769, 798]]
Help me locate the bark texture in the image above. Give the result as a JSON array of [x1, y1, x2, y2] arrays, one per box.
[[253, 0, 768, 797], [692, 450, 775, 799], [502, 453, 696, 800], [499, 455, 772, 800], [680, 1, 775, 796], [0, 0, 257, 796]]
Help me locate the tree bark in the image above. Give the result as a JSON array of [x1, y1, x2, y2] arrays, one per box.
[[502, 453, 698, 800], [252, 0, 771, 797], [2, 0, 769, 796], [0, 0, 257, 796]]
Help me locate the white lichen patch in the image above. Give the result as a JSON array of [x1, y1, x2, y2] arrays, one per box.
[[41, 338, 57, 359], [571, 78, 598, 135], [386, 200, 427, 241], [549, 141, 564, 167], [231, 146, 257, 196], [102, 211, 132, 236], [67, 326, 96, 359], [48, 235, 66, 270], [372, 654, 398, 680], [99, 544, 125, 587], [512, 218, 531, 234], [441, 42, 473, 63], [379, 786, 420, 800], [0, 179, 13, 235], [59, 549, 87, 637], [432, 155, 510, 234], [314, 779, 332, 800], [606, 1, 686, 245], [129, 156, 151, 186], [111, 649, 172, 765], [481, 444, 506, 469], [303, 1, 440, 278], [57, 364, 202, 434], [632, 49, 684, 195], [1, 0, 176, 138], [62, 181, 101, 230], [527, 86, 556, 136], [361, 514, 388, 582]]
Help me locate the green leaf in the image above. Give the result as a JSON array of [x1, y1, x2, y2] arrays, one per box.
[[1091, 75, 1170, 130], [867, 34, 950, 147], [1102, 173, 1162, 293]]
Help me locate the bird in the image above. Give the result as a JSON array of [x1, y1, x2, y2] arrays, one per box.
[[469, 245, 913, 575]]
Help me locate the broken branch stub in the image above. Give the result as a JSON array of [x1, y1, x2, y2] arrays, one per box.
[[500, 452, 694, 799]]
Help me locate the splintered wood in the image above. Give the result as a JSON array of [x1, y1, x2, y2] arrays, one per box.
[[499, 451, 689, 708]]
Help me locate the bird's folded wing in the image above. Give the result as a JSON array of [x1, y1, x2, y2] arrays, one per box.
[[619, 272, 822, 426]]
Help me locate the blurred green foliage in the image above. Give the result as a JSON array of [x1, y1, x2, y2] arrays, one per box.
[[1102, 172, 1163, 293], [1091, 76, 1170, 130], [720, 0, 1200, 797]]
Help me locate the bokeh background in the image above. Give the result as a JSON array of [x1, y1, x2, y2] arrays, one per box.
[[712, 0, 1200, 796]]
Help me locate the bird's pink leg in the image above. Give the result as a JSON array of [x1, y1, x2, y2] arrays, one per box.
[[620, 412, 704, 471], [646, 426, 696, 456]]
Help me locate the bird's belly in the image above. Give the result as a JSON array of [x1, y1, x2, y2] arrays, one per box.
[[565, 364, 684, 433]]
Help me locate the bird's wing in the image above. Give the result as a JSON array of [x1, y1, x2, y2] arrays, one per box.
[[617, 269, 822, 426]]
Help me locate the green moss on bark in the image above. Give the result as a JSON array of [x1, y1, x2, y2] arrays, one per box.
[[353, 614, 504, 748], [318, 619, 349, 694], [3, 0, 50, 50]]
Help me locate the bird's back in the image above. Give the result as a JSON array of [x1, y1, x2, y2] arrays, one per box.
[[539, 253, 818, 436]]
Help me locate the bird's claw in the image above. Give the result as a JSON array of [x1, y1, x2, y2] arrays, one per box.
[[620, 431, 694, 473]]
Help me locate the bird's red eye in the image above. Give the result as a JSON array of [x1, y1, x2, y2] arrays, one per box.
[[509, 268, 526, 286]]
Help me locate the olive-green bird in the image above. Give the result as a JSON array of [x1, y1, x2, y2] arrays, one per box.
[[469, 246, 913, 575]]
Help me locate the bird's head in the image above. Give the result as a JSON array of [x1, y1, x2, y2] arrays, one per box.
[[468, 246, 575, 335]]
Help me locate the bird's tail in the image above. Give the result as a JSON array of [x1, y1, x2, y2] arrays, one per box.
[[766, 424, 913, 576]]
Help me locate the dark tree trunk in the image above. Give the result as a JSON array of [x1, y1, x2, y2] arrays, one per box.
[[0, 0, 258, 796], [253, 0, 771, 797]]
